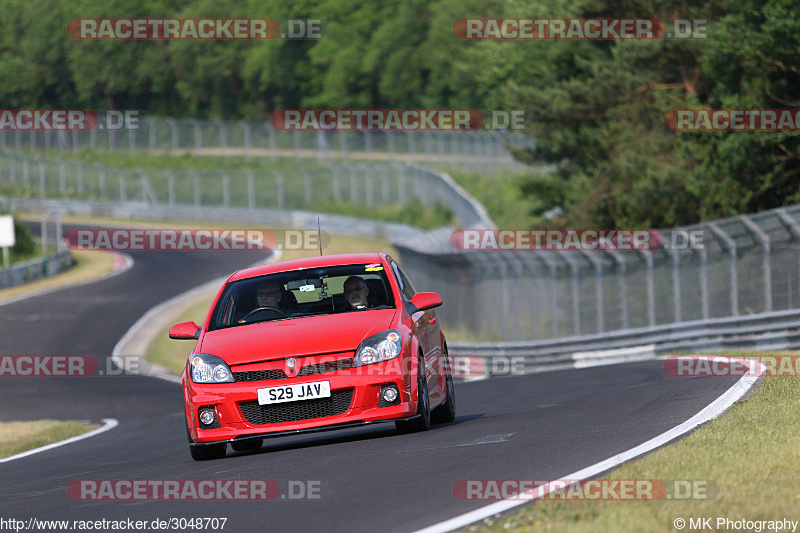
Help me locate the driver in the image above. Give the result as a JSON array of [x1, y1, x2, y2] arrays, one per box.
[[238, 280, 287, 323], [256, 280, 284, 309]]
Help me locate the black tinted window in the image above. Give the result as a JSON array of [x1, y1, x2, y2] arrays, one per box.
[[209, 263, 395, 330]]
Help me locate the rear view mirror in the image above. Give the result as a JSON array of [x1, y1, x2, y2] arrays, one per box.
[[286, 278, 322, 291]]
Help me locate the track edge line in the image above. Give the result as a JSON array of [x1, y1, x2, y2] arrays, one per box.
[[0, 418, 119, 464], [411, 358, 767, 533]]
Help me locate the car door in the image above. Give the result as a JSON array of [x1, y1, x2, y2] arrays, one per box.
[[389, 259, 444, 403]]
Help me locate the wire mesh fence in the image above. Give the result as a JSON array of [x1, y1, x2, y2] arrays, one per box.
[[0, 153, 493, 230], [0, 116, 531, 173], [394, 205, 800, 341], [2, 144, 797, 343]]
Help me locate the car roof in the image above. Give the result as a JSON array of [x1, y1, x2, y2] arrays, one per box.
[[228, 252, 388, 282]]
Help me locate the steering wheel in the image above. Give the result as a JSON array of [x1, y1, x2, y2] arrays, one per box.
[[241, 306, 287, 321]]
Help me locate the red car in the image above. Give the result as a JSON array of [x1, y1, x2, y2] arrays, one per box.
[[170, 252, 455, 460]]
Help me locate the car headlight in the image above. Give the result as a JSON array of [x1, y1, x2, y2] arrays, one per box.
[[353, 330, 402, 367], [190, 354, 234, 383]]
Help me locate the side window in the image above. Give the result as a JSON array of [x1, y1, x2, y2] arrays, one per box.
[[390, 261, 416, 301], [212, 291, 237, 329]]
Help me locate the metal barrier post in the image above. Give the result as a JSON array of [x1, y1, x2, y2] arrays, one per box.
[[557, 251, 582, 335], [247, 170, 256, 210], [192, 171, 201, 207], [709, 223, 739, 317], [580, 251, 606, 333], [670, 248, 682, 322], [740, 216, 772, 313], [641, 250, 655, 327], [776, 209, 800, 309]]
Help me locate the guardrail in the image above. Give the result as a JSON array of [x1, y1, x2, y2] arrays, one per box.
[[0, 249, 74, 290], [449, 307, 800, 376]]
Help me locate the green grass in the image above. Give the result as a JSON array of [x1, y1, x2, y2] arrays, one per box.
[[441, 167, 546, 229], [4, 246, 49, 266], [0, 149, 456, 229], [315, 200, 454, 229], [441, 324, 506, 343], [16, 148, 322, 171], [0, 420, 100, 458], [476, 351, 800, 533], [149, 294, 214, 375]]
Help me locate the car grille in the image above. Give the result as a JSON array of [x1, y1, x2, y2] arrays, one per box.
[[239, 389, 354, 425], [234, 369, 286, 381], [233, 358, 353, 382]]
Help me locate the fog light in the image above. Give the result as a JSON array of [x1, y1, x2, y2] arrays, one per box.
[[199, 408, 216, 426], [382, 387, 398, 403]]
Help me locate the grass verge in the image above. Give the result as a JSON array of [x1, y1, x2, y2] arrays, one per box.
[[0, 248, 116, 305], [0, 218, 114, 459], [476, 351, 800, 533], [442, 167, 545, 229], [0, 420, 100, 459]]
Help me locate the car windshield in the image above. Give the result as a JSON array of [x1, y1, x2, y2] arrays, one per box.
[[208, 263, 396, 330]]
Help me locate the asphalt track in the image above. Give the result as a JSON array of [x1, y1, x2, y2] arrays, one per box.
[[0, 245, 745, 532]]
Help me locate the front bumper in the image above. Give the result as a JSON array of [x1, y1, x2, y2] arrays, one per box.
[[184, 358, 415, 444]]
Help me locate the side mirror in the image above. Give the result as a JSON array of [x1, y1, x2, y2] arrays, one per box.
[[408, 292, 443, 313], [169, 321, 201, 340]]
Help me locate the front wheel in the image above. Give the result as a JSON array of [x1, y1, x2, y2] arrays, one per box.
[[187, 420, 227, 460], [395, 355, 431, 434], [189, 442, 227, 461], [431, 359, 455, 423]]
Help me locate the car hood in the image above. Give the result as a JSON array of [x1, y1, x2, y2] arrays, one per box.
[[199, 309, 398, 365]]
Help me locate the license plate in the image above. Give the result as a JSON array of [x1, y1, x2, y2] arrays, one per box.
[[257, 381, 331, 405]]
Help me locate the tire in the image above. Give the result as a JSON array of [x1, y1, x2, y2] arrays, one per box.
[[395, 355, 431, 434], [231, 439, 263, 452], [186, 419, 227, 460], [431, 357, 456, 424], [189, 443, 227, 461]]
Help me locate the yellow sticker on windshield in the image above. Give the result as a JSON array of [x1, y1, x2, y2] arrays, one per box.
[[365, 263, 383, 272]]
